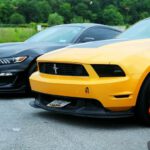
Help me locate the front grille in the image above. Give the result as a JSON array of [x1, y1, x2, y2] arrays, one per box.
[[39, 63, 89, 76]]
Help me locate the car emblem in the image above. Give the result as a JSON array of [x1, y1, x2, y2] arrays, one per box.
[[53, 64, 59, 74], [85, 87, 90, 94]]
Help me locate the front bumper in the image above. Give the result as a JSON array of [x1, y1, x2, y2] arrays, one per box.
[[30, 94, 134, 118], [30, 72, 138, 111], [0, 62, 30, 93], [0, 71, 26, 93]]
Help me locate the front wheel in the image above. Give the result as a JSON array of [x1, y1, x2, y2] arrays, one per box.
[[136, 76, 150, 125]]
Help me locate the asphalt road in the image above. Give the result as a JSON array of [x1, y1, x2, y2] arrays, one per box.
[[0, 96, 150, 150]]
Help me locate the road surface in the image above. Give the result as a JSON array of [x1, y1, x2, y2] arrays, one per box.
[[0, 96, 150, 150]]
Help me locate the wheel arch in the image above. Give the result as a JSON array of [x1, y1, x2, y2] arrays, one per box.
[[26, 57, 38, 74], [135, 67, 150, 106]]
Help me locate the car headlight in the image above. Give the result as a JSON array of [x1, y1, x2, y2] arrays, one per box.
[[92, 64, 126, 77], [0, 56, 28, 65]]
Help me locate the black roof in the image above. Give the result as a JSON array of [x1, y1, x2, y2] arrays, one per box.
[[50, 23, 122, 32]]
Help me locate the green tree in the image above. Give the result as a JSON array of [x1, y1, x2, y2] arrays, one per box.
[[74, 3, 89, 19], [9, 13, 25, 24], [59, 2, 72, 23], [140, 12, 150, 20], [47, 0, 64, 12], [17, 0, 52, 23], [17, 0, 40, 23], [119, 0, 139, 24], [0, 1, 14, 24], [0, 0, 150, 25], [71, 16, 90, 23], [102, 5, 124, 25], [36, 1, 52, 22], [48, 13, 64, 26]]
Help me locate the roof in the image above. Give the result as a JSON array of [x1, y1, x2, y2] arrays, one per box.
[[50, 23, 122, 32]]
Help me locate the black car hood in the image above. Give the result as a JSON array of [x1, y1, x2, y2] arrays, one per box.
[[0, 42, 69, 58]]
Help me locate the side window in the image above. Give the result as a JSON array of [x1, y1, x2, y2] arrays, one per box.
[[78, 27, 120, 43]]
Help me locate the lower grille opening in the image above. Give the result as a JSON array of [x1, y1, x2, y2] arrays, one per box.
[[37, 94, 102, 109], [0, 76, 16, 86]]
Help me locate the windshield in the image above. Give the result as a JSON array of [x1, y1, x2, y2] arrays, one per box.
[[117, 19, 150, 39], [26, 26, 84, 44]]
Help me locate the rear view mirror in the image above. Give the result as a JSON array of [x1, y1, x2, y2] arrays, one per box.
[[82, 37, 95, 42]]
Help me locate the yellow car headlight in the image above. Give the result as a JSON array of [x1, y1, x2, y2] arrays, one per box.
[[92, 64, 126, 77]]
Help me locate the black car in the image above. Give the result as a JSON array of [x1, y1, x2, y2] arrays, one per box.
[[0, 23, 122, 93]]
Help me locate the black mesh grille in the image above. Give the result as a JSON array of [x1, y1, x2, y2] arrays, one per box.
[[39, 63, 89, 76]]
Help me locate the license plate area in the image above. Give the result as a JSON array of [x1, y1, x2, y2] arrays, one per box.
[[47, 100, 71, 108]]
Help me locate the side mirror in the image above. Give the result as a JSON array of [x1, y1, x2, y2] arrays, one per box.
[[82, 37, 95, 43]]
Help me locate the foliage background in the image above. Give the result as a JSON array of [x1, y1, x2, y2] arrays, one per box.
[[0, 0, 150, 26], [0, 0, 150, 42]]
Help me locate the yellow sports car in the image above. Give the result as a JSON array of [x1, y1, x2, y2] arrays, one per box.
[[30, 18, 150, 124]]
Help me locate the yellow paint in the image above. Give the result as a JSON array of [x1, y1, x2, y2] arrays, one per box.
[[30, 39, 150, 111]]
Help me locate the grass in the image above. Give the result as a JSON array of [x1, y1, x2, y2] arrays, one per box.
[[0, 27, 37, 43]]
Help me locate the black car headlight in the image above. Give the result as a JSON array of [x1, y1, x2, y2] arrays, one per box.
[[0, 56, 28, 65], [92, 64, 126, 77]]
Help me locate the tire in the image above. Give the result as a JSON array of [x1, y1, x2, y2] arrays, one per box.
[[136, 76, 150, 125], [26, 63, 37, 95]]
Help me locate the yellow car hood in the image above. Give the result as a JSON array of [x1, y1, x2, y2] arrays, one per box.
[[37, 39, 150, 64]]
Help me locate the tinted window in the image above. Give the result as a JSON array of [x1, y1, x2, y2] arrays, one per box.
[[78, 27, 120, 43]]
